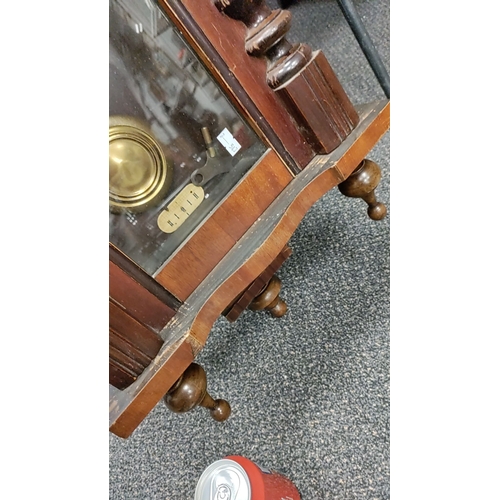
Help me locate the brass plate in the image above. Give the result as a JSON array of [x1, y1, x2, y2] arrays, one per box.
[[109, 116, 173, 212], [157, 183, 205, 234]]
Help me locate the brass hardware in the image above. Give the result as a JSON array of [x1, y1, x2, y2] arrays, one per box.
[[109, 115, 173, 213], [201, 126, 216, 158], [157, 183, 205, 233], [191, 127, 235, 187]]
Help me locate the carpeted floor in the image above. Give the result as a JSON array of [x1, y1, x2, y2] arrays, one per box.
[[109, 0, 390, 498]]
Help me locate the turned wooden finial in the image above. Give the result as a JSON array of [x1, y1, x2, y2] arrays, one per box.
[[164, 363, 231, 421], [214, 0, 311, 89], [214, 0, 359, 154], [249, 275, 288, 317], [338, 159, 387, 220]]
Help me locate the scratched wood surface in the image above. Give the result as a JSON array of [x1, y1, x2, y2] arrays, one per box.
[[109, 258, 180, 390], [223, 244, 293, 322], [109, 260, 178, 333], [154, 149, 293, 302], [109, 100, 389, 438], [160, 0, 315, 170], [109, 299, 166, 389], [275, 50, 360, 153]]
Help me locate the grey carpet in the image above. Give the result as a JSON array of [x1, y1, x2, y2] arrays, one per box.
[[109, 0, 390, 498]]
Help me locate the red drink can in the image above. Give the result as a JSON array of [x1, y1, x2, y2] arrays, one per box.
[[194, 455, 301, 500]]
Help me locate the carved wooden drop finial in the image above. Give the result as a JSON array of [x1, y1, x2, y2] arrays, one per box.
[[338, 159, 387, 220], [164, 363, 231, 421], [249, 275, 287, 317], [214, 0, 360, 154]]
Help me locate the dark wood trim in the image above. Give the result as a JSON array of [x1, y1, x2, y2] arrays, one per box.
[[109, 261, 178, 332], [110, 361, 138, 391], [109, 101, 389, 438], [223, 244, 292, 321], [154, 149, 293, 301], [109, 300, 165, 358], [157, 0, 306, 174], [109, 299, 166, 390], [109, 328, 153, 367], [109, 245, 182, 311]]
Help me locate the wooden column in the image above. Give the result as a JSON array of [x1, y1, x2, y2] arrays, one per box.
[[214, 0, 359, 157]]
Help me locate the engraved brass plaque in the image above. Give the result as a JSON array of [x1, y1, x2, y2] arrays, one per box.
[[157, 184, 205, 234]]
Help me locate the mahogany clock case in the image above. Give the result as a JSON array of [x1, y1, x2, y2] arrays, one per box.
[[108, 0, 375, 409], [110, 0, 389, 499], [109, 0, 270, 277]]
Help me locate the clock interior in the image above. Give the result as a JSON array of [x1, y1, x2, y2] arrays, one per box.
[[109, 0, 267, 276]]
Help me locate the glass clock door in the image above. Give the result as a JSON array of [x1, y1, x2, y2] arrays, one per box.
[[109, 0, 267, 276]]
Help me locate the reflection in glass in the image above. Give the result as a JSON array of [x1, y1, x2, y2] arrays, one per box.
[[109, 0, 267, 276]]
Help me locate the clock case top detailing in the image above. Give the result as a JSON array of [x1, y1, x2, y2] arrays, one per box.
[[109, 0, 361, 289], [162, 0, 359, 172]]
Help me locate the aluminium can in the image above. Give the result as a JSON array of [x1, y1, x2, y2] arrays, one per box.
[[194, 455, 301, 500]]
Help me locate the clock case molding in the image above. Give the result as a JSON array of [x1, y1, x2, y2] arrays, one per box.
[[109, 0, 389, 438]]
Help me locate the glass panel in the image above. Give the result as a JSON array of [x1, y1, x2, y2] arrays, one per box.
[[109, 0, 267, 276]]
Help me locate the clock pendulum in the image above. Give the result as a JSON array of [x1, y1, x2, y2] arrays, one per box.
[[109, 115, 174, 213]]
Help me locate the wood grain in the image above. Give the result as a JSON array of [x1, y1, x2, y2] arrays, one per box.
[[109, 337, 197, 438], [109, 362, 137, 391], [160, 0, 315, 169], [109, 300, 164, 359], [109, 101, 390, 438], [210, 1, 358, 157], [154, 149, 293, 301], [109, 260, 177, 333], [223, 244, 292, 321], [275, 51, 359, 153], [109, 299, 166, 390], [109, 329, 153, 367]]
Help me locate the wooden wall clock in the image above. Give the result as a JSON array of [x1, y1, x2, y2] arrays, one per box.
[[109, 0, 390, 439]]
